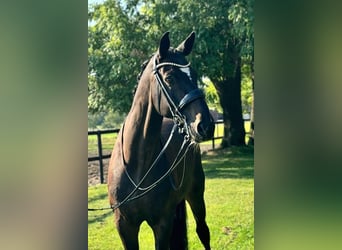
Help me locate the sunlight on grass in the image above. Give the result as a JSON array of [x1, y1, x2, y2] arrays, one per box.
[[88, 133, 118, 155], [88, 147, 254, 249]]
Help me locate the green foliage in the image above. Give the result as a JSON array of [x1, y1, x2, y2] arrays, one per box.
[[241, 77, 253, 114], [241, 63, 253, 114], [88, 110, 125, 129], [227, 0, 254, 58], [88, 0, 254, 114], [102, 111, 125, 128], [88, 0, 155, 113], [88, 112, 105, 129], [203, 77, 222, 112]]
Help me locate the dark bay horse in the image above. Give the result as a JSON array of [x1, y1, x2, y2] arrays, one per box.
[[107, 32, 215, 250]]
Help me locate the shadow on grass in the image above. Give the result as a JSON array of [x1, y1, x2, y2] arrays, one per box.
[[88, 189, 113, 225], [202, 146, 254, 179], [88, 210, 113, 224], [88, 146, 253, 225], [88, 191, 109, 204]]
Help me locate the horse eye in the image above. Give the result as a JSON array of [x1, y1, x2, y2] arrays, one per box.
[[164, 76, 174, 85]]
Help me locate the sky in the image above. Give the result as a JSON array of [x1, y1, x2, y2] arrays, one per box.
[[88, 0, 105, 7], [88, 0, 105, 26]]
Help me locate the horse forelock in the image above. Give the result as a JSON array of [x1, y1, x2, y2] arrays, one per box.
[[165, 48, 189, 64], [179, 67, 192, 81], [133, 49, 194, 100]]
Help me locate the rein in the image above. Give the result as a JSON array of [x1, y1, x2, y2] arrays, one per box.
[[88, 55, 204, 212], [110, 121, 195, 211], [113, 122, 194, 210]]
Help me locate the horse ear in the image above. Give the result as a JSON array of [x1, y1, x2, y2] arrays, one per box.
[[158, 32, 170, 59], [176, 31, 195, 56]]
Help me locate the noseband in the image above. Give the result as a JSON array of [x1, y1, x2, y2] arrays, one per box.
[[152, 55, 204, 136]]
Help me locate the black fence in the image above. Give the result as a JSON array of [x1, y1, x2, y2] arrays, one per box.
[[88, 121, 225, 184], [211, 119, 223, 149], [88, 128, 119, 183]]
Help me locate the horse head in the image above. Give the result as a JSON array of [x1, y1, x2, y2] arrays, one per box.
[[151, 31, 215, 143]]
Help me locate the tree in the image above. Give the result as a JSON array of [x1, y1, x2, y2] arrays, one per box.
[[88, 0, 254, 147], [88, 0, 156, 113], [163, 0, 254, 147]]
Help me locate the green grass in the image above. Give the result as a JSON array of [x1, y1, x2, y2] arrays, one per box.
[[88, 147, 254, 249], [88, 133, 118, 156]]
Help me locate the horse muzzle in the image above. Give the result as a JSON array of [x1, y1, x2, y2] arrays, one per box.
[[189, 114, 215, 143]]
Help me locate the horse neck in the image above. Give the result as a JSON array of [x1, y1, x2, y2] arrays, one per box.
[[122, 73, 163, 172]]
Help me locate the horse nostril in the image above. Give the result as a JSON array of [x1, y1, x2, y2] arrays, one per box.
[[196, 122, 206, 137]]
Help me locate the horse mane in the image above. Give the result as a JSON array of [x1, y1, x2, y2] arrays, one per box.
[[132, 55, 154, 97], [137, 58, 150, 82]]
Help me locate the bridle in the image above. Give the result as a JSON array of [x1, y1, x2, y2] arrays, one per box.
[[152, 54, 205, 137], [103, 55, 206, 211]]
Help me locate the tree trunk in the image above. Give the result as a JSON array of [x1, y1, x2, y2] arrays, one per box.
[[214, 59, 246, 148]]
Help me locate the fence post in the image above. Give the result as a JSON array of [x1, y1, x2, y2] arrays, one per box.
[[96, 131, 104, 184]]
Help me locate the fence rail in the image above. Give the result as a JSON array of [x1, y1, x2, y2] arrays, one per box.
[[88, 128, 119, 183], [88, 121, 225, 184]]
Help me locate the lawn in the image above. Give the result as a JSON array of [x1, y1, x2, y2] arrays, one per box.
[[88, 133, 117, 155], [88, 146, 254, 249]]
